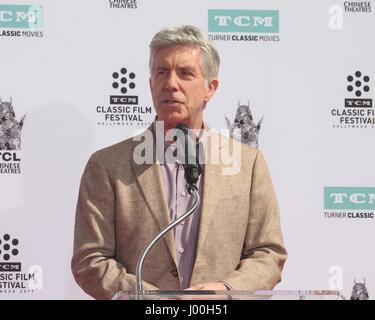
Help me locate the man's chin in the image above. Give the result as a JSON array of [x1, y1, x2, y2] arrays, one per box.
[[158, 114, 188, 127]]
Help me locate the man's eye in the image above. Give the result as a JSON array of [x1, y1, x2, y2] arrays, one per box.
[[234, 119, 239, 123], [181, 71, 193, 77], [156, 70, 165, 76], [239, 120, 245, 125]]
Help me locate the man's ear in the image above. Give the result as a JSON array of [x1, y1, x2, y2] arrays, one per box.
[[149, 77, 153, 94], [204, 79, 219, 103]]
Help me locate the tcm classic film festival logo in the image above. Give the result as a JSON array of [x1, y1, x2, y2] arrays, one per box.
[[330, 71, 374, 129], [0, 4, 43, 38], [0, 233, 43, 294], [324, 187, 375, 219], [208, 9, 280, 43], [0, 98, 26, 175], [96, 67, 153, 127]]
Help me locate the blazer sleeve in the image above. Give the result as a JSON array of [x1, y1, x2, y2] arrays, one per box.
[[71, 153, 159, 300], [222, 150, 287, 290]]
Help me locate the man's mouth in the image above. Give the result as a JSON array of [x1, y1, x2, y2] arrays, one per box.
[[162, 99, 183, 104]]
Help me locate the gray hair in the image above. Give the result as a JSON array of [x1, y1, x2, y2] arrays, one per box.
[[149, 25, 220, 80]]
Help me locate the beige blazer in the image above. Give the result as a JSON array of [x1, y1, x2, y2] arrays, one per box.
[[71, 125, 287, 299]]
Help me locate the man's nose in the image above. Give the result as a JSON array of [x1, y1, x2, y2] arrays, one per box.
[[164, 72, 179, 92]]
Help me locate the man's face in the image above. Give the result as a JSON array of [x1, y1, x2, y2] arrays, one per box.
[[150, 45, 218, 131]]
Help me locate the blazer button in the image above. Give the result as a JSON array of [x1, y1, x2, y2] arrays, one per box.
[[171, 269, 178, 277]]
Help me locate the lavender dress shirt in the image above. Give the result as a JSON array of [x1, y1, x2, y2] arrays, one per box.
[[156, 124, 204, 289]]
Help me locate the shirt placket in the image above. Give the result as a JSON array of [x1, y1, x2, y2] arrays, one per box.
[[175, 160, 189, 287]]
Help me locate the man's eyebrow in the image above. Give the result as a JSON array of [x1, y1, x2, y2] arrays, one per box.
[[178, 66, 197, 72]]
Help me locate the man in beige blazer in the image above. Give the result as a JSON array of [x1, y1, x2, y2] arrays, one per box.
[[71, 25, 287, 300]]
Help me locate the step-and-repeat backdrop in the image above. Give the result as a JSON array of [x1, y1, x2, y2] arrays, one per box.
[[1, 0, 374, 299]]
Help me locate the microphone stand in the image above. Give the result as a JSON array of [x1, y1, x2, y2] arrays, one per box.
[[135, 123, 202, 300], [135, 184, 201, 300]]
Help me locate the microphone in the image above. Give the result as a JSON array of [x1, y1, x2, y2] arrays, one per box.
[[174, 123, 202, 187], [134, 123, 203, 299]]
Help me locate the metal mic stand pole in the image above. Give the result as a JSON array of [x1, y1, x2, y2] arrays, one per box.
[[135, 184, 200, 300]]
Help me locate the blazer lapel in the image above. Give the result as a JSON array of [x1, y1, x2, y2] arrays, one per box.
[[191, 129, 226, 282], [129, 128, 178, 266]]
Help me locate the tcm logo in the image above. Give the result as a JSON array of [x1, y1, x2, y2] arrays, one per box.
[[110, 67, 138, 105], [208, 9, 279, 33], [345, 71, 372, 108], [324, 187, 375, 210], [0, 233, 21, 272], [0, 4, 43, 29]]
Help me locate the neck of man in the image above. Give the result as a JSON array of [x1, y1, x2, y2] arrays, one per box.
[[161, 118, 204, 139]]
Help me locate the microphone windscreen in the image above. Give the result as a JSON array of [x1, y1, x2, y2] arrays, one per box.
[[174, 124, 197, 165]]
